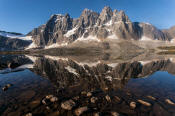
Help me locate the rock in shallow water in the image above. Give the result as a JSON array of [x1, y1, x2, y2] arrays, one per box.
[[114, 96, 121, 103], [137, 100, 151, 107], [130, 101, 136, 109], [147, 96, 156, 100], [111, 111, 120, 116], [46, 95, 54, 99], [105, 95, 111, 102], [91, 97, 98, 103], [2, 84, 13, 91], [87, 92, 92, 97], [74, 106, 88, 116], [25, 113, 32, 116], [50, 97, 58, 102], [61, 99, 76, 110], [165, 99, 175, 105], [42, 98, 47, 105], [43, 95, 58, 104]]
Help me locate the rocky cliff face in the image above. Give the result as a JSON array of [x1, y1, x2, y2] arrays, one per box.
[[0, 31, 32, 51], [28, 6, 174, 48], [162, 26, 175, 41], [0, 35, 31, 51], [0, 7, 174, 50]]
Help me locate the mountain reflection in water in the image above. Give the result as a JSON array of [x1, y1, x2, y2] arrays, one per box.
[[0, 54, 175, 116]]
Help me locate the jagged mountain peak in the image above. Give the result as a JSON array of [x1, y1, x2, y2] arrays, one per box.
[[99, 6, 113, 24], [82, 8, 94, 14], [65, 13, 71, 18], [101, 6, 113, 14], [117, 10, 130, 22], [113, 9, 118, 15], [26, 7, 175, 49]]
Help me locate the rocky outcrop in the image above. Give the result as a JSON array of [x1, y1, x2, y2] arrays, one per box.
[[162, 26, 175, 40], [0, 35, 31, 51], [28, 6, 173, 48], [0, 7, 174, 50]]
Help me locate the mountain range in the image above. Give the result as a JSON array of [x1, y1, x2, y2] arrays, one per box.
[[0, 6, 175, 51]]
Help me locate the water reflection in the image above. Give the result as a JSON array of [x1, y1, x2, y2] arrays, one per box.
[[0, 55, 175, 116]]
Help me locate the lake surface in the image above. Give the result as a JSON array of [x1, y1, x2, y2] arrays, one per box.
[[0, 54, 175, 116]]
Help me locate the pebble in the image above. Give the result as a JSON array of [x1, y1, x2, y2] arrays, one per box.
[[147, 96, 156, 100], [81, 91, 87, 95], [61, 99, 76, 110], [111, 112, 120, 116], [105, 95, 111, 102], [87, 92, 92, 97], [2, 84, 12, 91], [25, 113, 32, 116], [73, 96, 80, 101], [93, 112, 100, 116], [46, 106, 50, 110], [165, 99, 175, 105], [44, 95, 58, 103], [42, 98, 47, 105], [50, 97, 58, 102], [114, 96, 121, 102], [91, 97, 98, 103], [74, 106, 88, 116], [138, 100, 151, 106], [46, 95, 54, 99], [130, 102, 136, 109]]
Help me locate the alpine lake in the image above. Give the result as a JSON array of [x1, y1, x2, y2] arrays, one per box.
[[0, 50, 175, 116]]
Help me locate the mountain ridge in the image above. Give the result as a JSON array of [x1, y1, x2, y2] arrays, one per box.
[[0, 6, 175, 51], [27, 6, 174, 49]]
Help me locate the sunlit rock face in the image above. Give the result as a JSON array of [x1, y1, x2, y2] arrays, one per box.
[[162, 26, 175, 41], [1, 7, 174, 50], [28, 6, 172, 48]]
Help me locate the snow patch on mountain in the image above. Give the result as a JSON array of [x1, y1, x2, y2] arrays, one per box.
[[107, 63, 118, 68], [45, 42, 68, 49], [104, 20, 112, 26], [0, 31, 32, 41], [108, 34, 119, 39], [75, 35, 101, 42], [77, 61, 101, 67], [139, 61, 152, 66], [140, 36, 152, 41], [26, 42, 37, 49], [65, 66, 79, 76], [170, 38, 175, 43], [64, 27, 78, 37]]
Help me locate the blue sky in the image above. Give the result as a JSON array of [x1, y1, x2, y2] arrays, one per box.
[[0, 0, 175, 34]]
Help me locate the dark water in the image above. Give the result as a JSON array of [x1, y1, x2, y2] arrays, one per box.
[[0, 55, 175, 116]]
